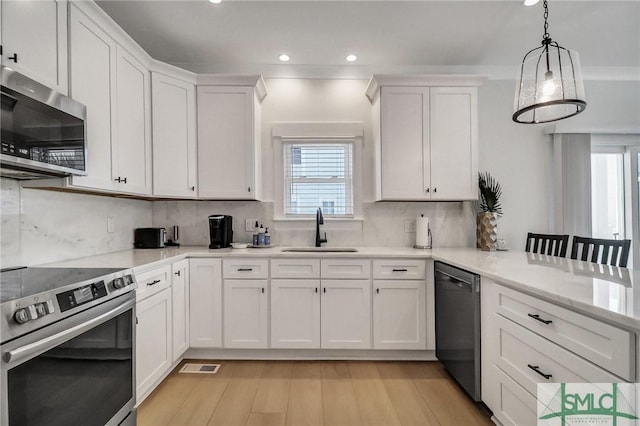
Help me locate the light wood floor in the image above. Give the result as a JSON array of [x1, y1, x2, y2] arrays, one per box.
[[138, 360, 493, 426]]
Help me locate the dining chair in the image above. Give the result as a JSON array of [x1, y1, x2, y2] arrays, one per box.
[[525, 232, 570, 257], [570, 236, 631, 268]]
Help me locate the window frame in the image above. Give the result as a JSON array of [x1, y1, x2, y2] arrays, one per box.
[[272, 123, 364, 222], [282, 140, 354, 218]]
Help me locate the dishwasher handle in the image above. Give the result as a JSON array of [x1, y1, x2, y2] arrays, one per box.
[[436, 270, 473, 291]]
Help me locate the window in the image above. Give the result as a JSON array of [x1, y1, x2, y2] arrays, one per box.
[[591, 151, 625, 239], [283, 141, 353, 217]]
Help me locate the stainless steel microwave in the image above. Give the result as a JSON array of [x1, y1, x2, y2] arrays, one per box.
[[1, 66, 87, 179]]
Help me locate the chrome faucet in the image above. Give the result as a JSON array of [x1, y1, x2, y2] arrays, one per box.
[[315, 207, 327, 247]]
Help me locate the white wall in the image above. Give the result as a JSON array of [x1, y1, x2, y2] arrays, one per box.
[[0, 178, 152, 268], [3, 78, 638, 264]]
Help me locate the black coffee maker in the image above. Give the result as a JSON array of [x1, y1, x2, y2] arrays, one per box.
[[208, 215, 233, 249]]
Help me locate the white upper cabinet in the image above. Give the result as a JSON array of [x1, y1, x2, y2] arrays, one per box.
[[367, 75, 482, 201], [196, 76, 267, 200], [32, 3, 152, 196], [68, 5, 117, 192], [1, 0, 68, 94], [113, 46, 152, 195], [151, 72, 197, 198]]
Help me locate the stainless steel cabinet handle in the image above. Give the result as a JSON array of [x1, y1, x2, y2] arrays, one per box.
[[528, 313, 553, 325], [392, 268, 408, 272], [147, 279, 161, 286], [528, 364, 552, 380], [237, 268, 253, 272]]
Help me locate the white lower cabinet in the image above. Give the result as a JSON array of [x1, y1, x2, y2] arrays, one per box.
[[481, 278, 635, 426], [189, 259, 222, 348], [270, 259, 372, 350], [223, 279, 268, 348], [373, 280, 426, 349], [171, 259, 189, 361], [222, 259, 269, 348], [135, 287, 171, 403], [270, 279, 320, 349], [321, 279, 371, 349]]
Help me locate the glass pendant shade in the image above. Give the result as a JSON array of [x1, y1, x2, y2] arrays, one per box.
[[513, 42, 587, 123], [513, 0, 587, 124]]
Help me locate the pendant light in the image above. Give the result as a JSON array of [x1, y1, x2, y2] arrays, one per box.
[[513, 0, 587, 124]]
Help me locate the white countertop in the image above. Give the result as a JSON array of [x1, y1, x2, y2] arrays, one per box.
[[44, 246, 640, 330]]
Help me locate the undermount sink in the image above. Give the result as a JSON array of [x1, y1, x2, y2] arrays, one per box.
[[281, 247, 358, 253]]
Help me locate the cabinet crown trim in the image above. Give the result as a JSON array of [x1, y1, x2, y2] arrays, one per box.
[[196, 74, 267, 101], [365, 74, 486, 102]]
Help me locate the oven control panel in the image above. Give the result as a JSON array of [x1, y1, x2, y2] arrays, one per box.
[[56, 281, 108, 312]]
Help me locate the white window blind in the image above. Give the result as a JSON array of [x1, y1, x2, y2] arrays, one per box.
[[283, 141, 353, 216]]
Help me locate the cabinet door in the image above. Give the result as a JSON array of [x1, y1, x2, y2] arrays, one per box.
[[189, 259, 222, 348], [271, 279, 320, 349], [113, 46, 151, 195], [223, 279, 268, 348], [379, 87, 430, 200], [152, 73, 197, 197], [429, 87, 478, 200], [171, 259, 189, 362], [197, 86, 257, 199], [136, 287, 172, 403], [68, 5, 117, 191], [373, 280, 426, 349], [1, 0, 68, 94], [321, 279, 371, 349]]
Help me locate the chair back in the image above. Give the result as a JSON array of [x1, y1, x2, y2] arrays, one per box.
[[570, 236, 631, 268], [525, 233, 569, 257]]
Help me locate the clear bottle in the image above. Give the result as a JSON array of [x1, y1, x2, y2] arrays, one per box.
[[264, 227, 271, 246], [258, 224, 266, 246]]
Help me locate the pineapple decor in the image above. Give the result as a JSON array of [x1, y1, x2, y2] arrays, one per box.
[[477, 171, 503, 251]]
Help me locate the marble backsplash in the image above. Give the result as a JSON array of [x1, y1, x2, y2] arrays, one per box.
[[152, 200, 476, 248], [1, 178, 152, 268]]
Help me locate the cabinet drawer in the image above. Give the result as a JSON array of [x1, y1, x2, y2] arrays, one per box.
[[135, 264, 172, 301], [321, 259, 371, 279], [271, 259, 320, 279], [489, 364, 538, 426], [494, 284, 635, 381], [223, 259, 269, 279], [373, 259, 425, 279], [495, 315, 623, 398]]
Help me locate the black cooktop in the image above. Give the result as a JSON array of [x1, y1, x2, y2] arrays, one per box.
[[0, 267, 126, 304]]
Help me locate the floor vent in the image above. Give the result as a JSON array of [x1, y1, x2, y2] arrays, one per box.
[[179, 363, 221, 374]]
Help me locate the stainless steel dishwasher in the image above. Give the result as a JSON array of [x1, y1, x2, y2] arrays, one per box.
[[434, 261, 481, 401]]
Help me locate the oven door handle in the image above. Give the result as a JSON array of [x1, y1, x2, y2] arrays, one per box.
[[4, 298, 134, 364]]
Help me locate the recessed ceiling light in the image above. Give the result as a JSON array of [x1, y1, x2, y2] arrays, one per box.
[[209, 0, 222, 4], [278, 54, 290, 62], [523, 0, 540, 6], [346, 54, 358, 62]]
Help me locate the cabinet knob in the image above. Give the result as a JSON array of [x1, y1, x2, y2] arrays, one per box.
[[123, 177, 127, 184], [247, 187, 251, 193], [425, 188, 430, 193], [190, 186, 195, 191], [433, 187, 437, 193], [8, 53, 17, 62], [175, 270, 181, 277], [261, 288, 265, 294], [376, 288, 380, 294]]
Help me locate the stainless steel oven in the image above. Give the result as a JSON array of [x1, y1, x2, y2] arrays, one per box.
[[0, 267, 137, 426]]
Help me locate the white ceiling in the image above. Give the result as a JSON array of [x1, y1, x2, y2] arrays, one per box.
[[96, 0, 640, 79]]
